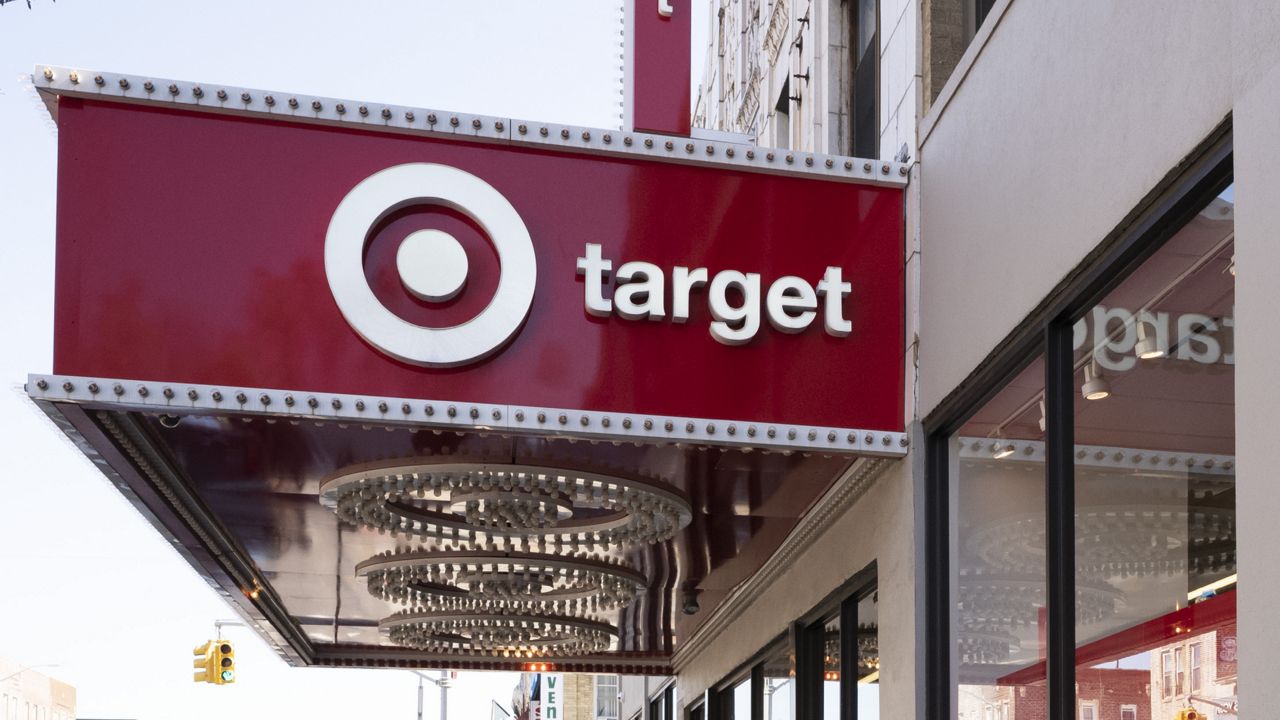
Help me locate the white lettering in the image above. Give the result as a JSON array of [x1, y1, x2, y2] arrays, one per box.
[[1072, 305, 1232, 367], [1222, 312, 1235, 365], [709, 270, 761, 345], [614, 261, 666, 320], [766, 276, 818, 333], [1177, 313, 1221, 364], [575, 243, 613, 316], [672, 266, 709, 323], [816, 266, 853, 336], [1092, 306, 1137, 372], [576, 245, 855, 345]]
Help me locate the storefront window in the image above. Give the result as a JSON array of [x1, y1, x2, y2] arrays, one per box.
[[950, 359, 1048, 718], [731, 676, 751, 720], [1072, 185, 1236, 718], [761, 638, 795, 720], [857, 591, 880, 718], [822, 614, 841, 720]]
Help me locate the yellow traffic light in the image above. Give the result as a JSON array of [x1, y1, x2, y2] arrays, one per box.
[[193, 640, 235, 684], [193, 641, 214, 683], [1176, 708, 1202, 720], [212, 641, 236, 685]]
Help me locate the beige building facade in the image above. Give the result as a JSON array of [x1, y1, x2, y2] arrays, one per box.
[[0, 659, 75, 720]]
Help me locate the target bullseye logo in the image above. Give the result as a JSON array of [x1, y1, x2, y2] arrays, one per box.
[[325, 163, 536, 367]]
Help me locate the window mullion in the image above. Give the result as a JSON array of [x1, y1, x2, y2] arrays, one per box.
[[840, 596, 858, 720], [1045, 319, 1077, 720]]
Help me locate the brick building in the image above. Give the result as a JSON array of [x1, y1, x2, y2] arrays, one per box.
[[518, 673, 621, 720]]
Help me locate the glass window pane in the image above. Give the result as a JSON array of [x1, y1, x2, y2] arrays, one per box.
[[857, 591, 880, 719], [732, 677, 751, 720], [822, 615, 841, 720], [951, 358, 1048, 718], [595, 675, 619, 719], [761, 639, 794, 720], [1073, 184, 1236, 719]]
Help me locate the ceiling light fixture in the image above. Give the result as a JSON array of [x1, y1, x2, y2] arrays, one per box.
[[991, 442, 1015, 460], [380, 609, 618, 657], [356, 548, 647, 613], [1081, 359, 1110, 400], [320, 460, 693, 551], [1135, 320, 1164, 360]]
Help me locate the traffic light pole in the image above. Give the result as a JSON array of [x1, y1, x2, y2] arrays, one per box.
[[214, 619, 246, 638], [412, 670, 449, 720]]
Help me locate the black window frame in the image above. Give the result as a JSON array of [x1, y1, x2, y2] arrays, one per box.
[[650, 684, 674, 720], [703, 561, 877, 720], [797, 561, 878, 720], [922, 120, 1233, 720]]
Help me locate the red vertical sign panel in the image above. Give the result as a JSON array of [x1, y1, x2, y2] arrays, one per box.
[[632, 0, 691, 136]]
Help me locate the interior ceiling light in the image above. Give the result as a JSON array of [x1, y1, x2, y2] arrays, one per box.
[[1081, 359, 1110, 401], [379, 609, 618, 657], [1135, 320, 1165, 360], [320, 460, 693, 551], [356, 548, 647, 614], [990, 441, 1015, 460]]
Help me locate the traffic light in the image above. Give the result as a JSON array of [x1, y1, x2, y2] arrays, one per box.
[[193, 640, 236, 684], [1176, 708, 1201, 720], [193, 641, 214, 683], [212, 641, 236, 684]]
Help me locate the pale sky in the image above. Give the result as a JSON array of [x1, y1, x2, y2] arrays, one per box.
[[0, 2, 707, 718]]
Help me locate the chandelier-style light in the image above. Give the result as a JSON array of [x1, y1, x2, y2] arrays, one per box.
[[380, 609, 619, 657], [320, 461, 693, 550], [957, 571, 1122, 629], [357, 548, 647, 613], [965, 503, 1236, 579]]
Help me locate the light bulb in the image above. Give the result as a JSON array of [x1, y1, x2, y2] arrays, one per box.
[[1135, 321, 1164, 360], [1082, 359, 1110, 400]]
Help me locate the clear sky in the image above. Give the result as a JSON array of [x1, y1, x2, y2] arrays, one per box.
[[0, 2, 706, 718]]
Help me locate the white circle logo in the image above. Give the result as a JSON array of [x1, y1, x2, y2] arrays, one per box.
[[325, 163, 537, 367]]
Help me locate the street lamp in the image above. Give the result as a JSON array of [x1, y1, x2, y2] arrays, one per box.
[[412, 669, 450, 720]]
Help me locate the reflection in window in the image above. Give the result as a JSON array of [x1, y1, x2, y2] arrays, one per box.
[[950, 358, 1048, 718], [822, 614, 841, 720], [761, 638, 794, 720], [1073, 184, 1236, 720], [857, 591, 880, 719]]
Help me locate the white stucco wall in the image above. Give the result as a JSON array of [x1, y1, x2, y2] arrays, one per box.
[[1229, 2, 1280, 715], [673, 453, 920, 718], [917, 1, 1232, 416], [921, 1, 1280, 717]]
